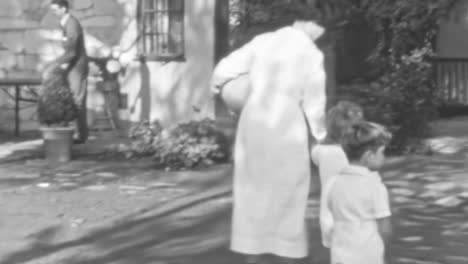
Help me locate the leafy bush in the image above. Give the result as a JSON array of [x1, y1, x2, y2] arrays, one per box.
[[37, 66, 77, 127], [127, 120, 164, 157], [339, 46, 439, 153], [343, 0, 457, 154], [126, 119, 230, 170]]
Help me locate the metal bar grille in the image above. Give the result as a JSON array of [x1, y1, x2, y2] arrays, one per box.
[[139, 0, 185, 60], [435, 57, 468, 105]]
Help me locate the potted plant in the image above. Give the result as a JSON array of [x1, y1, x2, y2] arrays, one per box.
[[37, 64, 78, 162]]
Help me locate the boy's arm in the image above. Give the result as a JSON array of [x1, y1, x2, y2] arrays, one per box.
[[377, 216, 393, 264], [373, 177, 392, 263], [319, 177, 337, 248], [377, 216, 392, 244]]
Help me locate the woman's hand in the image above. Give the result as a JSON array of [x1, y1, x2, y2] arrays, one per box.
[[211, 86, 221, 95], [210, 78, 223, 95]]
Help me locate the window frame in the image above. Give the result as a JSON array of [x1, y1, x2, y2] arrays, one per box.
[[137, 0, 185, 62]]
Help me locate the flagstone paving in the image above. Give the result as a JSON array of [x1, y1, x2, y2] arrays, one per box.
[[0, 117, 468, 263], [382, 156, 468, 264]]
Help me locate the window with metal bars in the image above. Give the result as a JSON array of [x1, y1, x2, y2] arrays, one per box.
[[137, 0, 185, 61]]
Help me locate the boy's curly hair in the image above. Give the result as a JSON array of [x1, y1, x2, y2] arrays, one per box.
[[342, 121, 392, 162], [323, 100, 363, 145]]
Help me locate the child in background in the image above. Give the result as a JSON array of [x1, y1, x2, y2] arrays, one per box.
[[312, 101, 363, 186], [324, 121, 393, 264], [311, 100, 363, 247]]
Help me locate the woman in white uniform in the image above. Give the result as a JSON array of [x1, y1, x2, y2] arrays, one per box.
[[212, 20, 327, 263]]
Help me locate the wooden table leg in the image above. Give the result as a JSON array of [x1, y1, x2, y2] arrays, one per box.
[[15, 85, 20, 137]]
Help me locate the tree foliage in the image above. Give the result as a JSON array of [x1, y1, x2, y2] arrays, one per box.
[[331, 0, 458, 153], [229, 0, 459, 153], [230, 0, 458, 64]]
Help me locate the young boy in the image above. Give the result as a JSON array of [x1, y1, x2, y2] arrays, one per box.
[[311, 100, 363, 248], [312, 100, 363, 187], [322, 121, 393, 264]]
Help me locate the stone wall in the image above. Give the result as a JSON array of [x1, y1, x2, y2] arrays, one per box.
[[0, 0, 216, 133]]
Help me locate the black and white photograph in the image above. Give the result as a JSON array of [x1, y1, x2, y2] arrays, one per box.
[[0, 0, 467, 263]]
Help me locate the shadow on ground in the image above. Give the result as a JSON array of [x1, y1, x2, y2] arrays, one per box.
[[0, 131, 43, 163], [0, 131, 131, 164], [2, 153, 468, 264], [0, 132, 141, 191], [382, 155, 468, 264], [0, 165, 236, 264], [2, 117, 468, 264]]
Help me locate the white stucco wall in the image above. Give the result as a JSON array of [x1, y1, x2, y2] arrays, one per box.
[[118, 0, 216, 127], [0, 0, 216, 133]]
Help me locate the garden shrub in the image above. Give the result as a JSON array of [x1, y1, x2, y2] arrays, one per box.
[[37, 65, 77, 127], [339, 47, 439, 153], [342, 0, 456, 153], [126, 118, 230, 170]]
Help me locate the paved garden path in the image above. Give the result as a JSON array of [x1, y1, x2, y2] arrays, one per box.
[[0, 118, 468, 263]]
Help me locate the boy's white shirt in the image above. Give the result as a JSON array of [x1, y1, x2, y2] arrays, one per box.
[[320, 164, 392, 249], [311, 144, 349, 248]]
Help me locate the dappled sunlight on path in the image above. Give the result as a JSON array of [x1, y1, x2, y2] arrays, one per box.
[[0, 165, 234, 264], [1, 117, 468, 263], [2, 155, 468, 264], [0, 139, 42, 161], [427, 116, 468, 155], [381, 154, 468, 264]]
